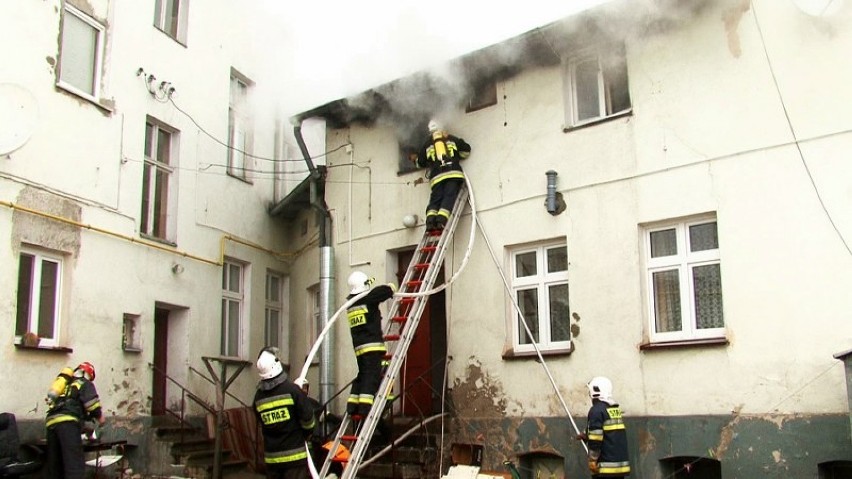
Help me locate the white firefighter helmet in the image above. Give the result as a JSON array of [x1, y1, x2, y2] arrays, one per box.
[[587, 376, 614, 402], [428, 119, 442, 133], [256, 349, 283, 380], [348, 271, 372, 295]]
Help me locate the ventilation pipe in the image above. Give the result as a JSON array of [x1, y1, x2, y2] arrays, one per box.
[[294, 121, 335, 405], [545, 170, 565, 215]]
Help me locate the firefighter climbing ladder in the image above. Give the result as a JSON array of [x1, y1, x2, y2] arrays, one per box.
[[319, 186, 470, 479]]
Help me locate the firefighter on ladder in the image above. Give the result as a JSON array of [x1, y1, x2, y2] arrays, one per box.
[[345, 271, 396, 420], [410, 119, 472, 232]]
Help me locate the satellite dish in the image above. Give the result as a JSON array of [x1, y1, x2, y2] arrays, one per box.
[[0, 83, 39, 156], [791, 0, 845, 16]]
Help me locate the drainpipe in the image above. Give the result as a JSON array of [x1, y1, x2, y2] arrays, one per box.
[[294, 121, 335, 405]]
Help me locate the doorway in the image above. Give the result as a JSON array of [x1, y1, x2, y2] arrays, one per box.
[[396, 249, 448, 417], [152, 307, 169, 416]]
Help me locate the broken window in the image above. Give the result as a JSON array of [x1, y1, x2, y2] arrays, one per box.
[[15, 247, 64, 348], [563, 43, 631, 128], [153, 0, 189, 44], [510, 240, 571, 353], [58, 4, 104, 101], [221, 259, 246, 357], [645, 216, 725, 343], [141, 117, 177, 242], [660, 456, 722, 478]]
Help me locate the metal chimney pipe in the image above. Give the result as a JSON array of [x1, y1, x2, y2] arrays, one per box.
[[546, 170, 559, 215]]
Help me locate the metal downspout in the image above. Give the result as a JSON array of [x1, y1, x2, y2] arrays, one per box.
[[294, 122, 335, 405]]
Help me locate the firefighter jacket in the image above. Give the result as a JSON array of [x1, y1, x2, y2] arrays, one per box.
[[45, 377, 103, 429], [346, 284, 395, 356], [414, 131, 471, 187], [586, 399, 631, 477], [253, 374, 317, 467]]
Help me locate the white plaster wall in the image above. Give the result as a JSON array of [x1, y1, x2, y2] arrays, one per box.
[[319, 0, 852, 421], [1, 0, 299, 422]]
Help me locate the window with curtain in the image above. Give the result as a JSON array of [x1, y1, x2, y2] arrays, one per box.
[[645, 217, 725, 342]]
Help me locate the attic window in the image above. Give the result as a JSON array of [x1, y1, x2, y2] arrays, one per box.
[[466, 81, 497, 113]]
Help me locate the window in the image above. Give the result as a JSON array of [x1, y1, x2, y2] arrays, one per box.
[[58, 4, 104, 101], [15, 248, 64, 347], [466, 80, 498, 113], [122, 313, 142, 352], [153, 0, 189, 43], [265, 272, 284, 349], [645, 217, 724, 343], [141, 118, 177, 242], [510, 241, 571, 353], [307, 285, 321, 362], [221, 260, 245, 357], [228, 71, 253, 180], [563, 44, 631, 128]]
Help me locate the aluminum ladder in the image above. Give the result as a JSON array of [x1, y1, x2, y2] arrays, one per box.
[[319, 186, 469, 479]]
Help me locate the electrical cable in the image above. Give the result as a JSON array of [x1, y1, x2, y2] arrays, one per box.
[[751, 1, 852, 259]]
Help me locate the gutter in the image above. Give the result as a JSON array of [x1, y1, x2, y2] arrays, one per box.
[[293, 121, 336, 406]]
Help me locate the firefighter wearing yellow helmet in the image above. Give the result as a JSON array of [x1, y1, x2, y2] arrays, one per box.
[[410, 119, 472, 231]]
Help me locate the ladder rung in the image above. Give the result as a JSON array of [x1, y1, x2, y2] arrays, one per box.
[[384, 334, 400, 341], [406, 280, 423, 288], [391, 316, 407, 323], [341, 435, 358, 442], [414, 263, 430, 270], [420, 245, 437, 252], [399, 297, 415, 304]]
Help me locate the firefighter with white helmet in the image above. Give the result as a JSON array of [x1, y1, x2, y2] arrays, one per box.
[[410, 118, 472, 231], [253, 347, 316, 478], [345, 271, 396, 418], [578, 376, 631, 478]]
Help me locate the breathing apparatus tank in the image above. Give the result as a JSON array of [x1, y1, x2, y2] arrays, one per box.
[[47, 366, 75, 404]]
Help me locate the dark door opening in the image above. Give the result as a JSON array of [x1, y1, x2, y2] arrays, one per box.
[[152, 307, 169, 416], [397, 249, 448, 417]]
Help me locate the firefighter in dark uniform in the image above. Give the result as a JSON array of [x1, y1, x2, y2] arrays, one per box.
[[253, 348, 317, 479], [45, 361, 105, 479], [411, 119, 472, 231], [345, 271, 396, 417], [578, 376, 631, 477]]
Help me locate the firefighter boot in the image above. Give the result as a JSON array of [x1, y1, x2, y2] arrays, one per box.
[[435, 215, 447, 230]]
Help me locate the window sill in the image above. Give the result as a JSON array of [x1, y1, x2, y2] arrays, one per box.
[[502, 343, 574, 360], [55, 82, 115, 113], [562, 109, 632, 134], [139, 233, 177, 247], [639, 337, 729, 351], [15, 343, 73, 353], [226, 172, 254, 185]]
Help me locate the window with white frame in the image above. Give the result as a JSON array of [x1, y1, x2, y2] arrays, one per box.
[[510, 241, 571, 353], [153, 0, 189, 44], [563, 44, 631, 128], [221, 260, 246, 357], [15, 247, 64, 347], [141, 118, 177, 241], [645, 217, 725, 342], [307, 285, 321, 363], [265, 271, 284, 350], [58, 4, 104, 101], [228, 71, 253, 180]]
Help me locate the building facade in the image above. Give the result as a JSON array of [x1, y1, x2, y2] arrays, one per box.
[[1, 0, 324, 475], [294, 0, 852, 477]]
